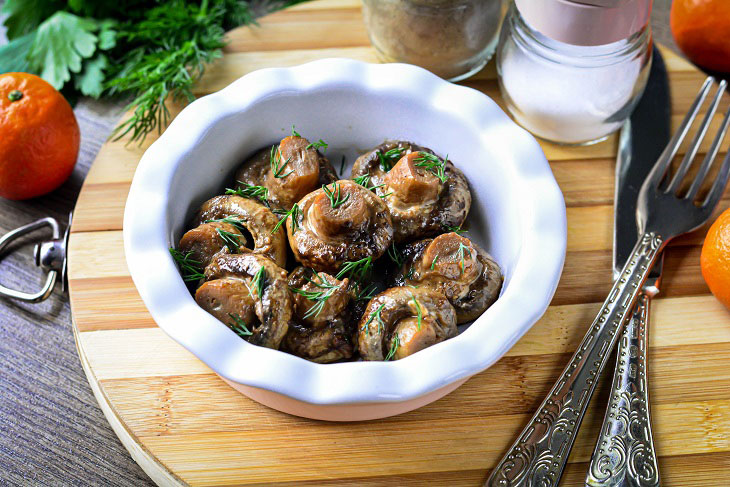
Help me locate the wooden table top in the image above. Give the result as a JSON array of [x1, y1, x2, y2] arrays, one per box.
[[0, 1, 693, 485]]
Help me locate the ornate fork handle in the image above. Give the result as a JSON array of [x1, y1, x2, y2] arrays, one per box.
[[586, 290, 660, 487], [486, 232, 665, 487]]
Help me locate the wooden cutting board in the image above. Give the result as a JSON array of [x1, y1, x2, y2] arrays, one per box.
[[67, 1, 730, 485]]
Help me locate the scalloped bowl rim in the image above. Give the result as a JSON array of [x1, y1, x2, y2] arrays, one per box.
[[123, 58, 566, 406]]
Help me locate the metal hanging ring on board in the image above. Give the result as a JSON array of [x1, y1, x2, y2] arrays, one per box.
[[0, 212, 72, 303]]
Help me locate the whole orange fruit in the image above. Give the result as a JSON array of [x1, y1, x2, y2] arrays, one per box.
[[701, 208, 730, 309], [0, 72, 79, 200], [671, 0, 730, 73]]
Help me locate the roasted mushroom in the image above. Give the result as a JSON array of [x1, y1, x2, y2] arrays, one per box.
[[358, 286, 457, 361], [194, 194, 287, 268], [178, 221, 248, 270], [391, 232, 502, 324], [196, 253, 292, 349], [286, 180, 393, 273], [351, 140, 471, 242], [234, 135, 338, 210]]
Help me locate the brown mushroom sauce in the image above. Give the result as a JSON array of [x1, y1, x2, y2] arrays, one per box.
[[170, 135, 498, 363], [235, 135, 338, 211], [351, 140, 471, 243], [390, 232, 503, 324]]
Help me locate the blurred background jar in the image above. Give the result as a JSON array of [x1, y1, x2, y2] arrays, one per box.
[[497, 0, 653, 146], [362, 0, 507, 82]]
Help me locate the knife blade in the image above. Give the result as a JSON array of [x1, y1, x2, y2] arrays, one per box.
[[586, 45, 671, 487]]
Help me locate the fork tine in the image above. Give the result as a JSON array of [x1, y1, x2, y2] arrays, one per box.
[[646, 77, 714, 188], [667, 79, 728, 194], [702, 150, 730, 210], [687, 104, 730, 201]]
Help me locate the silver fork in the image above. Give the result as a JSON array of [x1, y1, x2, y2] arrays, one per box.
[[486, 77, 730, 487]]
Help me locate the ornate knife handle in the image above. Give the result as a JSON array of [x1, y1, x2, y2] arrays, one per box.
[[586, 291, 660, 487], [486, 232, 664, 487]]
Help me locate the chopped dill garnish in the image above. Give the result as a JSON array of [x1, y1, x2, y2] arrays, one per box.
[[384, 334, 400, 361], [413, 152, 448, 183], [431, 255, 439, 270], [228, 313, 253, 337], [225, 183, 268, 203], [457, 242, 470, 275], [387, 243, 404, 267], [323, 182, 350, 209], [412, 294, 423, 330], [270, 145, 294, 179], [291, 125, 301, 137], [353, 282, 379, 302], [169, 248, 205, 282], [271, 204, 301, 234], [362, 302, 386, 335], [206, 215, 246, 233], [245, 267, 266, 299], [443, 224, 467, 235], [306, 139, 328, 152], [216, 228, 242, 253], [353, 174, 384, 192], [336, 257, 373, 282], [339, 155, 346, 176], [378, 147, 405, 172], [290, 273, 339, 319]]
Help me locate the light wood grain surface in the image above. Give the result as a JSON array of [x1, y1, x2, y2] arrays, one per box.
[[64, 1, 730, 486], [0, 1, 711, 486]]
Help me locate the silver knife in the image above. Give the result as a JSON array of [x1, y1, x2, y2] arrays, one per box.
[[586, 46, 671, 487]]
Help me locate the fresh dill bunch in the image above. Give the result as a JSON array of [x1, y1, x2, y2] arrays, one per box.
[[322, 182, 350, 209], [271, 203, 301, 234], [216, 227, 242, 253], [413, 152, 448, 183], [169, 248, 205, 282], [378, 147, 404, 172], [336, 257, 372, 282], [270, 144, 294, 178], [384, 334, 400, 361], [225, 182, 268, 203], [228, 313, 253, 337]]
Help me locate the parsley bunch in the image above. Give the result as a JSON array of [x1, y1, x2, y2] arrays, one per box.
[[0, 0, 311, 143]]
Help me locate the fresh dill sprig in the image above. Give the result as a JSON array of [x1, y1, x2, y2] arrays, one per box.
[[413, 152, 448, 183], [291, 125, 301, 137], [384, 334, 400, 361], [323, 182, 350, 209], [444, 224, 467, 235], [271, 203, 301, 234], [270, 145, 294, 179], [290, 273, 339, 319], [362, 303, 386, 335], [216, 228, 242, 253], [411, 294, 423, 330], [405, 265, 415, 280], [336, 257, 373, 282], [245, 267, 266, 299], [353, 282, 378, 302], [339, 155, 346, 176], [431, 255, 439, 270], [387, 243, 404, 267], [225, 182, 268, 203], [353, 174, 384, 192], [306, 139, 328, 152], [228, 313, 253, 337], [169, 248, 205, 282], [206, 215, 245, 233], [378, 147, 405, 172]]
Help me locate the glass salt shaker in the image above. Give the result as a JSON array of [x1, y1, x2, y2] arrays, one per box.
[[362, 0, 508, 82], [496, 0, 653, 145]]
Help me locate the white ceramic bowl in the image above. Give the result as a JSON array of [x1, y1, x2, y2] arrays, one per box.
[[124, 59, 566, 421]]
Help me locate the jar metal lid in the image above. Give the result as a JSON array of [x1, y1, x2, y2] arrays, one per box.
[[514, 0, 652, 46]]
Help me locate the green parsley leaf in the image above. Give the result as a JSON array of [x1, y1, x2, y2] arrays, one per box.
[[74, 53, 108, 98]]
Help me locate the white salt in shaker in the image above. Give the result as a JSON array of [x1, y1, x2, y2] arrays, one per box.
[[496, 0, 653, 145]]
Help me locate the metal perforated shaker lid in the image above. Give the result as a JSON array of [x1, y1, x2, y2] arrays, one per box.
[[514, 0, 652, 46]]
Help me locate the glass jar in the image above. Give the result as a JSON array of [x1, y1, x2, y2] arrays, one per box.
[[362, 0, 507, 82], [496, 2, 653, 145]]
